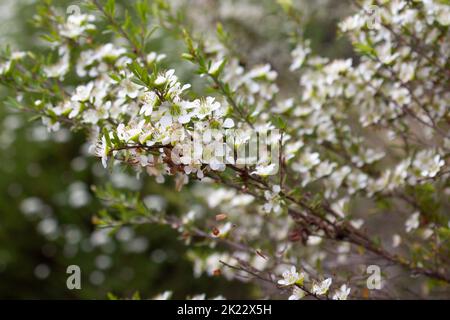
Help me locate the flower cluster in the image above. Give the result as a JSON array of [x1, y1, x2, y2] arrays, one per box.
[[278, 266, 350, 300]]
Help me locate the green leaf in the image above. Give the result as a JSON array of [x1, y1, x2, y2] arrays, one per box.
[[102, 127, 112, 148], [105, 0, 116, 17], [136, 0, 149, 23], [354, 42, 376, 58], [107, 292, 118, 300], [131, 291, 141, 300], [272, 116, 287, 130], [108, 72, 122, 82]]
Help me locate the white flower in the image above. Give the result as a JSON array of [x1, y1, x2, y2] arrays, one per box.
[[307, 235, 322, 246], [346, 172, 369, 194], [42, 116, 60, 132], [278, 266, 304, 286], [44, 46, 70, 80], [246, 64, 277, 81], [116, 121, 146, 142], [140, 103, 153, 117], [59, 14, 96, 39], [392, 234, 402, 248], [190, 294, 206, 300], [72, 82, 94, 102], [118, 78, 141, 99], [139, 91, 158, 116], [82, 108, 105, 125], [155, 69, 177, 86], [292, 151, 320, 174], [193, 97, 221, 119], [436, 6, 450, 26], [222, 118, 235, 128], [391, 86, 411, 106], [95, 136, 109, 168], [290, 43, 311, 71], [11, 51, 27, 60], [413, 150, 444, 178], [263, 185, 283, 214], [252, 163, 277, 176], [350, 219, 364, 229], [399, 62, 416, 83], [146, 52, 166, 64], [332, 284, 351, 300], [289, 286, 306, 300], [0, 61, 12, 75], [339, 14, 365, 32], [312, 278, 332, 295], [153, 291, 172, 300], [376, 42, 400, 65], [405, 212, 420, 233], [331, 198, 349, 218]]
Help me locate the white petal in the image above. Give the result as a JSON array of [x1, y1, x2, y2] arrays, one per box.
[[223, 118, 235, 128]]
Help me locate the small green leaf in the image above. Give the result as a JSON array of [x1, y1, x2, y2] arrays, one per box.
[[105, 0, 116, 17], [272, 116, 287, 130]]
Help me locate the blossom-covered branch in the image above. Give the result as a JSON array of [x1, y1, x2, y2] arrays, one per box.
[[1, 0, 449, 299]]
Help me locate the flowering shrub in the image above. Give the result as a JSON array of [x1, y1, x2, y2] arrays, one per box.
[[1, 0, 449, 299]]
